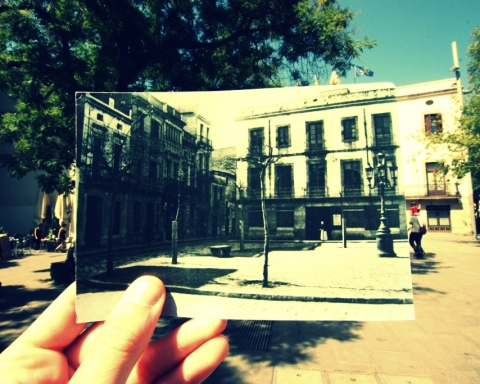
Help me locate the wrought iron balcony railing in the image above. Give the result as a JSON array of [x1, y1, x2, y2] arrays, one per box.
[[404, 183, 459, 198], [242, 186, 400, 199]]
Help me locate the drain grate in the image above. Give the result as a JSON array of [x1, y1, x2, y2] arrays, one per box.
[[151, 318, 272, 351], [223, 320, 272, 351]]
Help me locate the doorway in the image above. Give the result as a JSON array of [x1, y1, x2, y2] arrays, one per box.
[[305, 207, 332, 240]]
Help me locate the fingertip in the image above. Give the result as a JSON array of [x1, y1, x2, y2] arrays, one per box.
[[125, 275, 165, 307]]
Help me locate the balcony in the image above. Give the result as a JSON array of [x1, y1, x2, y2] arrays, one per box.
[[196, 134, 212, 149], [404, 183, 459, 199], [305, 139, 326, 154]]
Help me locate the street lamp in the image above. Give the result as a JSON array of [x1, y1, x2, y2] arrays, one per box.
[[365, 152, 398, 257]]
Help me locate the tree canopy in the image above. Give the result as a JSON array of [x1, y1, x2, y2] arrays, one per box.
[[0, 0, 375, 192], [424, 27, 480, 191]]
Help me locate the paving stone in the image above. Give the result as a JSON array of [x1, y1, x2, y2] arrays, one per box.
[[327, 371, 379, 384], [377, 373, 436, 383], [273, 367, 324, 383]]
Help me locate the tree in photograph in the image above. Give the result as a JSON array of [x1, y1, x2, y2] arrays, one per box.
[[0, 0, 375, 192], [171, 169, 185, 265], [238, 134, 283, 288], [78, 93, 155, 277], [423, 27, 480, 191]]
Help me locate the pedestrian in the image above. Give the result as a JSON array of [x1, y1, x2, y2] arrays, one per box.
[[409, 209, 426, 257], [33, 224, 43, 251], [409, 202, 419, 215], [0, 276, 229, 383], [55, 223, 67, 252], [320, 221, 328, 241]]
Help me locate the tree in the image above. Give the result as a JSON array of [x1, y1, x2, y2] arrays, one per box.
[[423, 27, 480, 191], [0, 0, 375, 191], [237, 125, 283, 288]]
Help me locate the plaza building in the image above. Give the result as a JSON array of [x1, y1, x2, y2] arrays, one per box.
[[234, 84, 408, 241], [397, 79, 477, 236]]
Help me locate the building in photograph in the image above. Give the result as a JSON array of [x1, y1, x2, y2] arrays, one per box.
[[397, 78, 477, 236], [234, 84, 408, 241], [211, 146, 237, 237], [76, 93, 216, 254]]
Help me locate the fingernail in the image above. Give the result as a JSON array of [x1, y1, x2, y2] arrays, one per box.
[[126, 276, 163, 307]]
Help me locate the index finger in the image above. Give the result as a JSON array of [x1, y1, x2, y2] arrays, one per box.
[[12, 283, 86, 351], [69, 276, 166, 384]]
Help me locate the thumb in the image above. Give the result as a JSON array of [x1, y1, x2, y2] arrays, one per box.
[[70, 276, 165, 384]]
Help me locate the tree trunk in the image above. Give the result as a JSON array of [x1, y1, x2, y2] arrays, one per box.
[[260, 167, 269, 287], [106, 190, 118, 277], [172, 220, 178, 265], [172, 178, 181, 264]]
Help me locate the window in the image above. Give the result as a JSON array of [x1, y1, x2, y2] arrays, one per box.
[[165, 160, 172, 179], [275, 164, 293, 196], [424, 113, 442, 134], [276, 209, 294, 227], [96, 113, 104, 121], [248, 167, 262, 196], [166, 123, 180, 143], [92, 136, 102, 177], [426, 163, 446, 195], [249, 207, 264, 227], [137, 113, 145, 131], [151, 119, 160, 139], [373, 113, 392, 146], [308, 163, 325, 195], [113, 201, 121, 235], [426, 205, 451, 231], [344, 209, 365, 228], [276, 125, 290, 148], [113, 143, 122, 172], [149, 161, 157, 179], [117, 123, 123, 130], [341, 117, 358, 141], [306, 121, 323, 150], [249, 128, 263, 155], [364, 206, 399, 230], [133, 202, 142, 234], [342, 160, 363, 195]]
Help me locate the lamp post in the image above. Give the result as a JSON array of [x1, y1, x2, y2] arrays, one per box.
[[365, 152, 398, 257]]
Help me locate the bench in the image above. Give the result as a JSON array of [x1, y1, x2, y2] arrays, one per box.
[[210, 245, 232, 257]]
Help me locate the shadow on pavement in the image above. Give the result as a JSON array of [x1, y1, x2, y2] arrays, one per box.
[[0, 284, 67, 352], [412, 283, 447, 295], [205, 321, 362, 383], [80, 265, 238, 293], [0, 260, 20, 269], [410, 252, 453, 275]]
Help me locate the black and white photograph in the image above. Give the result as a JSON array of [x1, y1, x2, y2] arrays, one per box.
[[75, 86, 414, 322]]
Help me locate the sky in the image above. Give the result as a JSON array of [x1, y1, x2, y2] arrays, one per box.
[[339, 0, 480, 86]]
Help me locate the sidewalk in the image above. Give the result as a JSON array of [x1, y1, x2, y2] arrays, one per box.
[[0, 250, 68, 351], [2, 233, 479, 383], [205, 233, 480, 384]]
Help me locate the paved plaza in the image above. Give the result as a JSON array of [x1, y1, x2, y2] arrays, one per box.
[[1, 233, 479, 383], [76, 240, 413, 322]]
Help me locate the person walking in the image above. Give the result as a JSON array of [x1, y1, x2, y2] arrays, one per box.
[[409, 210, 426, 257], [33, 224, 43, 251], [55, 223, 67, 252]]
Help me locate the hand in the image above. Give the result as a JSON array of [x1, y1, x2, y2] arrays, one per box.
[[0, 276, 229, 383]]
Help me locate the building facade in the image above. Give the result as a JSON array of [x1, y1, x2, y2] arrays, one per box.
[[235, 84, 408, 241], [76, 93, 215, 254], [397, 79, 477, 236]]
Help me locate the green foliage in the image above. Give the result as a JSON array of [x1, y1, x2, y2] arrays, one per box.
[[0, 0, 375, 191]]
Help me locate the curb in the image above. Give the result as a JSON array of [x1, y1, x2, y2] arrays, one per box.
[[78, 278, 414, 305]]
